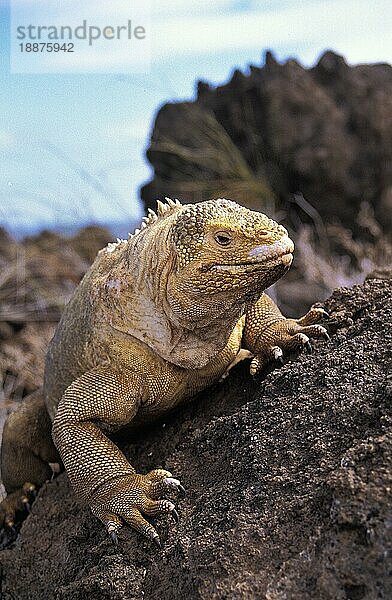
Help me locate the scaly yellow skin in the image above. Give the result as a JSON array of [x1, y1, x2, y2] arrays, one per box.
[[0, 198, 328, 545]]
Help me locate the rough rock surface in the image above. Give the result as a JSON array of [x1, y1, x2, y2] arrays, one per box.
[[141, 51, 392, 230], [0, 278, 391, 600]]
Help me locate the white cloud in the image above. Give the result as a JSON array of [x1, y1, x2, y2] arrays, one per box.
[[10, 0, 234, 21], [10, 0, 391, 73], [0, 130, 15, 149], [150, 0, 391, 63], [151, 0, 235, 17]]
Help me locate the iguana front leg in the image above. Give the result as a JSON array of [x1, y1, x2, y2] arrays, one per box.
[[243, 293, 329, 376], [52, 366, 183, 546]]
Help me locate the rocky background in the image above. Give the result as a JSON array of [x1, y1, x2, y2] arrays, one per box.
[[0, 51, 391, 598], [142, 50, 392, 232]]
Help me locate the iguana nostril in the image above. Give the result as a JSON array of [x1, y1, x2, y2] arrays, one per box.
[[248, 235, 294, 259], [281, 253, 293, 266]]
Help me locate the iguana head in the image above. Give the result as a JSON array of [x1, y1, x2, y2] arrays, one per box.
[[101, 197, 293, 368], [166, 198, 293, 325]]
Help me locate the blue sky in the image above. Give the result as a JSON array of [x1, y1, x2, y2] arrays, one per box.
[[0, 0, 391, 236]]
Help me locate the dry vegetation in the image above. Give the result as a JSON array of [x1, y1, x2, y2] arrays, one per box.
[[274, 201, 392, 315], [0, 225, 112, 433]]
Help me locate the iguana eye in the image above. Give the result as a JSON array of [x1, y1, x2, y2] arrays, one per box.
[[214, 232, 232, 246]]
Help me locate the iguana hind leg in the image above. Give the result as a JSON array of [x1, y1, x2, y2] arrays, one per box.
[[52, 366, 183, 547], [0, 390, 60, 528]]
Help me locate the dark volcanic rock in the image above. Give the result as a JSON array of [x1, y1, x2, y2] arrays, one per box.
[[141, 51, 392, 230], [0, 278, 391, 599]]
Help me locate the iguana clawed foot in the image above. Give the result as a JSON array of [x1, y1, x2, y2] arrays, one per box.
[[0, 482, 37, 530], [90, 469, 184, 547], [249, 307, 329, 376]]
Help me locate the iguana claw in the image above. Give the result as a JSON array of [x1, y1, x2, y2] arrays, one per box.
[[171, 508, 179, 523], [272, 346, 284, 363], [109, 530, 118, 545], [161, 477, 186, 498]]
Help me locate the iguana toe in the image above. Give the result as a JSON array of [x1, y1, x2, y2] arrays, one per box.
[[0, 484, 35, 533], [296, 324, 329, 340], [150, 475, 186, 499], [297, 306, 329, 326], [271, 346, 284, 363], [20, 482, 37, 514], [295, 333, 312, 353]]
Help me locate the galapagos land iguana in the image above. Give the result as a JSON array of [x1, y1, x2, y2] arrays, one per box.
[[0, 198, 329, 547]]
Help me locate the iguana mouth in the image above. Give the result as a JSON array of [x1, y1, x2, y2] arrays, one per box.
[[209, 250, 293, 272]]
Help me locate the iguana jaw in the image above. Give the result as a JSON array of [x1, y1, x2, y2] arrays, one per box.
[[210, 254, 292, 273]]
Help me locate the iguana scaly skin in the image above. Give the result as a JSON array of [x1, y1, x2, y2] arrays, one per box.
[[0, 198, 328, 545]]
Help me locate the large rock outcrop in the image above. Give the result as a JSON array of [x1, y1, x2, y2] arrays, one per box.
[[0, 278, 391, 599], [141, 51, 392, 231]]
